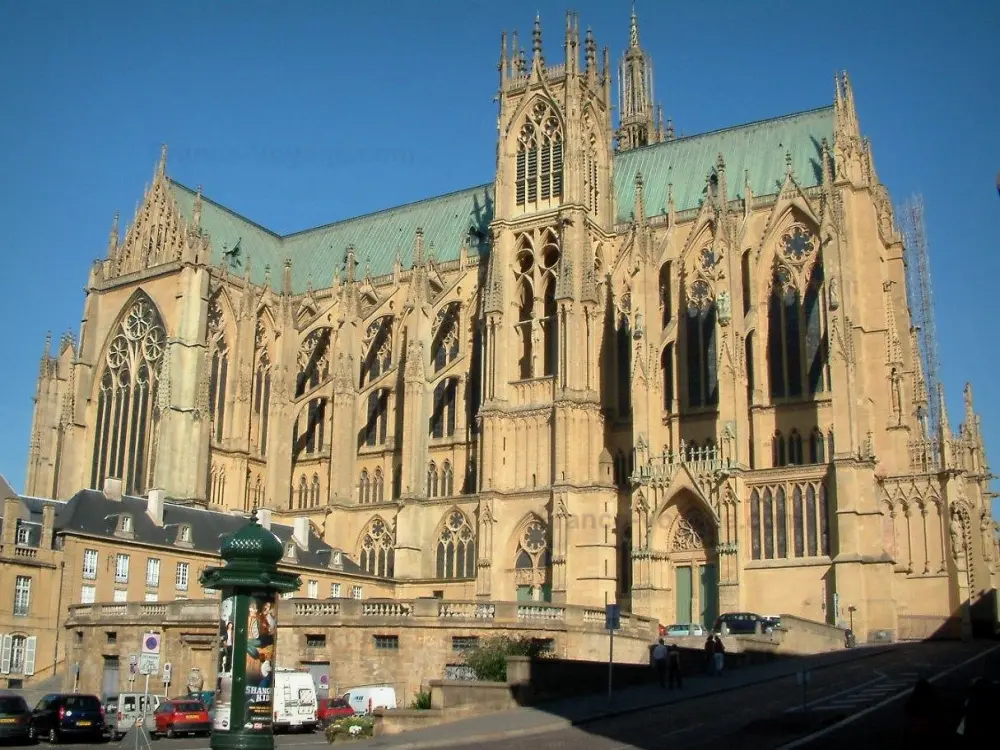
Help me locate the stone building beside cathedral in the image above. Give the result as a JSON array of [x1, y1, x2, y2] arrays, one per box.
[[23, 10, 999, 642]]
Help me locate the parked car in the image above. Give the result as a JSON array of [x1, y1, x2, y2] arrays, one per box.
[[713, 612, 773, 635], [341, 686, 397, 716], [317, 697, 354, 727], [665, 623, 706, 637], [272, 669, 319, 733], [30, 693, 106, 743], [0, 694, 33, 743], [105, 692, 165, 739], [149, 699, 211, 739]]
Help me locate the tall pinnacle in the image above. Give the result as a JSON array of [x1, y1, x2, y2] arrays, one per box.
[[629, 3, 640, 48]]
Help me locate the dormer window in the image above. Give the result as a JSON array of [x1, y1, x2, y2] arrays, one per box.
[[284, 542, 298, 561], [119, 515, 133, 535], [179, 525, 192, 544], [15, 524, 30, 546]]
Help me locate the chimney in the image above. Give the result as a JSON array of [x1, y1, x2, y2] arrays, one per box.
[[256, 508, 273, 530], [41, 504, 55, 549], [103, 477, 123, 502], [147, 489, 166, 526], [293, 517, 310, 552]]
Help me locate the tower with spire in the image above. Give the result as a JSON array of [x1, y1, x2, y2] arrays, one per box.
[[616, 5, 664, 151]]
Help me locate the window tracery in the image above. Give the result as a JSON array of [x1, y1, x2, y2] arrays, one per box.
[[430, 378, 458, 439], [294, 329, 330, 457], [427, 460, 454, 498], [513, 518, 550, 600], [768, 223, 829, 399], [207, 295, 229, 444], [685, 275, 718, 408], [358, 516, 394, 577], [361, 389, 389, 447], [360, 317, 393, 387], [251, 319, 272, 456], [515, 100, 563, 210], [210, 463, 226, 506], [512, 231, 560, 379], [435, 509, 476, 579], [670, 512, 714, 552], [432, 303, 461, 372], [91, 294, 166, 495], [749, 480, 830, 560]]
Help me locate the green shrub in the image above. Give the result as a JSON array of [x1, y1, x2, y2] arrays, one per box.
[[409, 691, 432, 710], [463, 635, 550, 682], [324, 716, 374, 743]]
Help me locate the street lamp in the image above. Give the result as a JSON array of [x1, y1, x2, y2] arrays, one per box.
[[848, 605, 857, 631]]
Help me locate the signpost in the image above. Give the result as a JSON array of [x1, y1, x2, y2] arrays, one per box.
[[162, 663, 172, 692], [796, 669, 811, 713], [605, 603, 620, 702]]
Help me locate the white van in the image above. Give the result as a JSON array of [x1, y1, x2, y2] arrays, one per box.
[[272, 669, 319, 732], [342, 686, 397, 715]]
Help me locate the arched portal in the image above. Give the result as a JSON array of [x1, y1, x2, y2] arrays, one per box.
[[656, 491, 719, 628]]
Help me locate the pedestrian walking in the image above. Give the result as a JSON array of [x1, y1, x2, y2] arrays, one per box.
[[712, 635, 725, 676], [667, 644, 683, 689], [703, 635, 714, 675], [652, 638, 668, 688]]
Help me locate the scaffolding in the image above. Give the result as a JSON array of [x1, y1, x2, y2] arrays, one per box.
[[898, 194, 941, 440]]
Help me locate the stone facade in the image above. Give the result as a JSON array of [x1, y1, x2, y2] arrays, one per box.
[[22, 10, 1000, 643], [63, 598, 657, 703]]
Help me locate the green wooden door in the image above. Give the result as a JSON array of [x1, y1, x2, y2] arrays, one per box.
[[516, 585, 533, 601], [675, 565, 693, 623], [700, 564, 718, 628]]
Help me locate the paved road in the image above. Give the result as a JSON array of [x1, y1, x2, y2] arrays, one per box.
[[30, 641, 999, 750]]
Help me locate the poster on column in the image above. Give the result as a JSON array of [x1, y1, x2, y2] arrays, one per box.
[[243, 591, 277, 731], [213, 594, 236, 731]]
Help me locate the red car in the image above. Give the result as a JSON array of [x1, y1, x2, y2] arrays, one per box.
[[149, 699, 211, 739], [317, 698, 354, 727]]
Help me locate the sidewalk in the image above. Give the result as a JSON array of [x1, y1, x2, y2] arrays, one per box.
[[359, 645, 893, 750]]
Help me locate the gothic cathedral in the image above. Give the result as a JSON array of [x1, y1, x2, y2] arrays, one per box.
[[25, 11, 999, 640]]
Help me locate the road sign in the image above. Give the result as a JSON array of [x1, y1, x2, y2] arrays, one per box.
[[129, 654, 139, 666], [141, 632, 161, 656], [139, 653, 160, 676], [605, 604, 620, 631], [163, 662, 172, 682]]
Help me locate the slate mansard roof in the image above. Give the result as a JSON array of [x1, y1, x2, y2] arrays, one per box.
[[169, 106, 835, 293], [0, 486, 372, 578]]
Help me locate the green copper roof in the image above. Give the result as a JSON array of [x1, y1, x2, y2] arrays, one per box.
[[169, 106, 834, 293]]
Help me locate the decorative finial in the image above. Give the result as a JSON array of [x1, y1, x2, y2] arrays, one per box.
[[157, 143, 168, 177], [629, 3, 640, 48], [532, 14, 543, 61], [785, 149, 793, 176]]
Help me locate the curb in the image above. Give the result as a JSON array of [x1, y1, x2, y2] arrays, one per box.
[[362, 646, 894, 750]]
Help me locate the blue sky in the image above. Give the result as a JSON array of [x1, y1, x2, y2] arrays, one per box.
[[0, 0, 997, 516]]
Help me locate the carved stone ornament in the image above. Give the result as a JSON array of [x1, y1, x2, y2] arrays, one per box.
[[186, 668, 204, 694], [717, 290, 732, 326]]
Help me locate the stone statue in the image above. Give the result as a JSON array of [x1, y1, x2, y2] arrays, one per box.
[[950, 516, 962, 557], [186, 667, 204, 695], [829, 276, 840, 310], [717, 290, 732, 325]]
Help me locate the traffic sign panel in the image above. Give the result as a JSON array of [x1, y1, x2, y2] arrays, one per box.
[[605, 604, 620, 631], [139, 653, 160, 675], [141, 632, 161, 656], [129, 654, 139, 666]]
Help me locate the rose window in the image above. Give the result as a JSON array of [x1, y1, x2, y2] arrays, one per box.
[[782, 226, 816, 262]]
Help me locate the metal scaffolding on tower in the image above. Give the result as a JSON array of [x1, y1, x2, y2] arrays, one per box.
[[898, 194, 941, 440]]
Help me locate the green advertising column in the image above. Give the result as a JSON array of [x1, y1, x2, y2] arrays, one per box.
[[200, 510, 300, 750]]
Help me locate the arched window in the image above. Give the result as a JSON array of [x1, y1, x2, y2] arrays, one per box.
[[772, 432, 786, 467], [763, 488, 775, 559], [210, 464, 226, 507], [441, 461, 454, 497], [617, 314, 632, 416], [789, 430, 804, 465], [435, 510, 476, 579], [685, 280, 718, 408], [297, 476, 308, 510], [358, 517, 394, 577], [750, 489, 762, 560], [358, 470, 371, 504], [793, 485, 805, 557], [427, 462, 439, 498], [432, 304, 461, 373], [516, 277, 533, 379], [310, 474, 320, 507], [659, 262, 672, 328], [767, 225, 828, 399], [741, 250, 752, 316], [775, 486, 788, 558], [513, 518, 551, 602], [430, 379, 458, 439], [361, 390, 389, 447], [360, 318, 392, 387], [661, 344, 675, 411], [809, 428, 826, 463], [90, 293, 166, 495], [806, 484, 818, 556], [515, 100, 563, 210], [252, 346, 272, 457], [294, 330, 330, 458], [512, 232, 559, 379], [373, 468, 384, 504], [618, 526, 632, 594]]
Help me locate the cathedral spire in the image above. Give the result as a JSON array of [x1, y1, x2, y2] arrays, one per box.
[[532, 14, 544, 72], [616, 5, 662, 152]]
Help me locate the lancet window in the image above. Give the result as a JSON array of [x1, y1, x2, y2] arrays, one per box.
[[512, 231, 560, 379], [209, 464, 226, 506], [617, 313, 632, 416], [430, 378, 458, 439], [768, 225, 829, 399], [358, 516, 394, 577], [427, 460, 454, 498], [661, 344, 675, 411], [294, 329, 330, 456], [435, 509, 476, 579], [432, 304, 461, 373], [659, 262, 673, 328], [515, 100, 563, 211], [361, 389, 389, 447], [583, 117, 600, 213], [90, 294, 166, 495], [360, 317, 393, 387], [749, 480, 830, 561], [251, 319, 272, 457], [207, 296, 228, 445], [685, 279, 718, 408]]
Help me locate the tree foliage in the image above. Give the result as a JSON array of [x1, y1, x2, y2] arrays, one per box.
[[462, 635, 549, 682]]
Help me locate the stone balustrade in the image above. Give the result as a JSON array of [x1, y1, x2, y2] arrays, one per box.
[[632, 441, 732, 484], [65, 598, 658, 640]]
